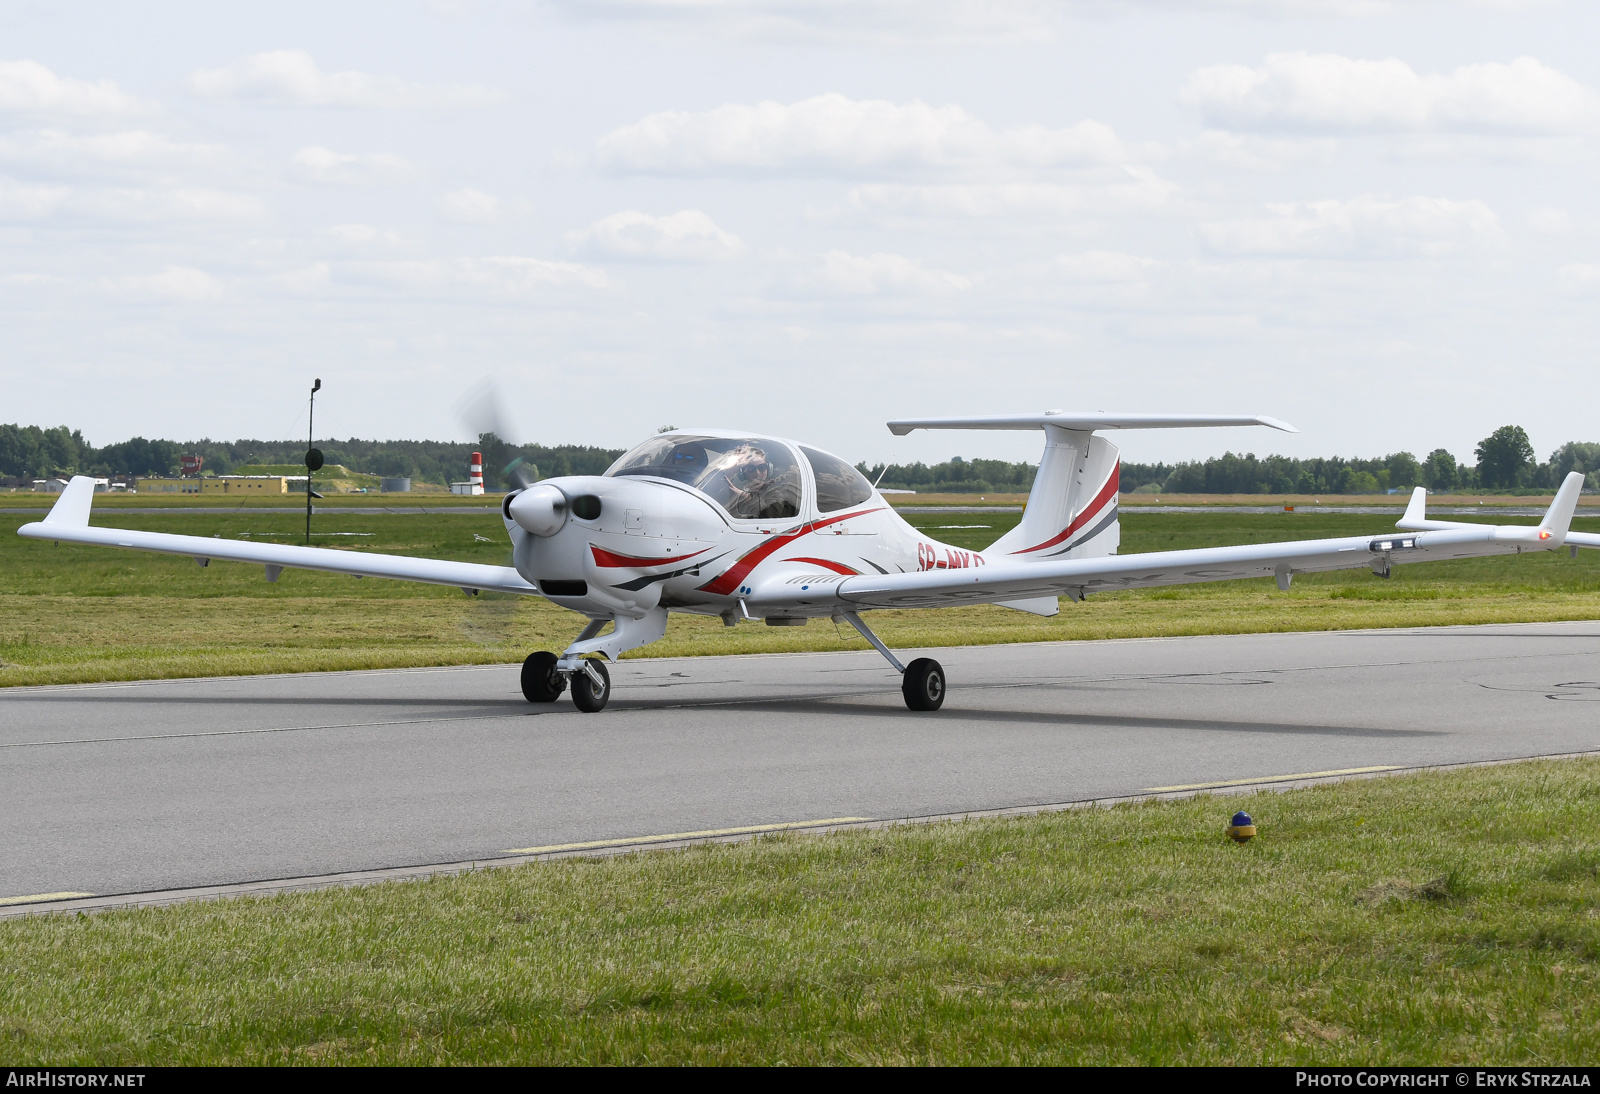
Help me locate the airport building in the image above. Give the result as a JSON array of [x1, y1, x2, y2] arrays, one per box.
[[134, 477, 203, 494], [198, 475, 298, 495]]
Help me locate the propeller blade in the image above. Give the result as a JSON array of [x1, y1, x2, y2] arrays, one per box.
[[456, 379, 537, 490]]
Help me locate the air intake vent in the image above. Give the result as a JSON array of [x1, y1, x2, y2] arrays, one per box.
[[539, 580, 588, 597]]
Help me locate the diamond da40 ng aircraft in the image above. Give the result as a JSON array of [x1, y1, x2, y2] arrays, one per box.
[[21, 412, 1598, 712]]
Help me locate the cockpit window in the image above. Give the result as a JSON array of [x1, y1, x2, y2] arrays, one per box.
[[607, 435, 801, 520], [802, 446, 875, 513]]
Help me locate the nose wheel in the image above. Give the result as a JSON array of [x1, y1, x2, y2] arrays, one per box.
[[571, 658, 611, 713], [901, 657, 946, 711], [521, 651, 565, 703], [521, 651, 610, 711]]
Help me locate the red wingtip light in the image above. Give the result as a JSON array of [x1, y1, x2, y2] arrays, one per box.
[[1540, 530, 1552, 540]]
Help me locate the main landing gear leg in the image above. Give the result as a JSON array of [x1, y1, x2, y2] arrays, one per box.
[[838, 610, 945, 712]]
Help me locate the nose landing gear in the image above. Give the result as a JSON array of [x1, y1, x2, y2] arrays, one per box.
[[521, 651, 612, 711], [570, 658, 611, 713], [520, 651, 566, 703]]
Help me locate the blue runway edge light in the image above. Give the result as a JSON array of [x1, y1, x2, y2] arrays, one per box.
[[1227, 811, 1257, 843]]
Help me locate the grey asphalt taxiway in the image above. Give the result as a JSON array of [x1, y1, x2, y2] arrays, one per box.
[[3, 620, 1598, 908]]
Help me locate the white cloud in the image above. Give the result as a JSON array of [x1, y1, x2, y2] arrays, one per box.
[[844, 171, 1176, 222], [345, 256, 611, 293], [291, 146, 418, 186], [329, 223, 403, 246], [274, 263, 332, 293], [1559, 263, 1600, 292], [546, 1, 1549, 45], [114, 265, 223, 301], [0, 60, 145, 120], [1184, 53, 1600, 134], [0, 183, 261, 223], [798, 250, 971, 295], [1198, 195, 1504, 257], [546, 0, 1058, 46], [594, 93, 1126, 177], [439, 187, 502, 223], [1050, 251, 1164, 282], [0, 130, 231, 182], [1176, 130, 1339, 170], [189, 50, 501, 109], [570, 209, 744, 262]]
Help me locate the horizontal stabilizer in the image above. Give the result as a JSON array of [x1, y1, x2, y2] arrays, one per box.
[[888, 412, 1296, 436]]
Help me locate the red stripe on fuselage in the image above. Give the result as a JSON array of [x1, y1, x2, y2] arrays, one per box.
[[1013, 465, 1120, 555], [783, 556, 860, 575], [590, 544, 713, 568], [698, 508, 884, 595]]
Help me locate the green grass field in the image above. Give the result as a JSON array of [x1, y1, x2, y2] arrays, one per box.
[[3, 507, 1599, 687], [4, 758, 1599, 1064]]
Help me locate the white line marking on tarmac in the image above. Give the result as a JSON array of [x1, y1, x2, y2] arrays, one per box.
[[1141, 766, 1401, 793], [502, 818, 873, 855], [0, 892, 93, 906]]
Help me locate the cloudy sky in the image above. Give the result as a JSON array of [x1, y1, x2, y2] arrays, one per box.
[[2, 0, 1596, 468]]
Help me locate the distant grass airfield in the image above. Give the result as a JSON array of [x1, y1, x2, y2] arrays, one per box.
[[2, 501, 1598, 687]]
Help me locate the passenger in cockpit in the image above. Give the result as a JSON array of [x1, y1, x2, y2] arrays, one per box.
[[697, 443, 773, 518]]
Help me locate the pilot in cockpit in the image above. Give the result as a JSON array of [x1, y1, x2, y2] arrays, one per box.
[[697, 443, 772, 518]]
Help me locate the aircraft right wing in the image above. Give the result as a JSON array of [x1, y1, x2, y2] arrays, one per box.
[[18, 475, 536, 596], [748, 472, 1589, 613]]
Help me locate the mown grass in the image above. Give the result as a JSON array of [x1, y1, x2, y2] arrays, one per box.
[[3, 510, 1599, 687], [4, 759, 1600, 1064]]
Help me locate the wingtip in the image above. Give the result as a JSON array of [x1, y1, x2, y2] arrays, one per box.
[[1257, 415, 1299, 433]]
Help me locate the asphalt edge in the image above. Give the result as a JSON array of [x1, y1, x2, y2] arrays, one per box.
[[7, 746, 1599, 920]]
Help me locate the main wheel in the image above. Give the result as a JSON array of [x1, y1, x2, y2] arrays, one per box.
[[521, 651, 565, 703], [901, 657, 946, 711], [571, 658, 611, 713]]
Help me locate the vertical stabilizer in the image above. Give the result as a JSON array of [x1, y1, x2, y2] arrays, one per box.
[[986, 428, 1120, 561], [885, 410, 1296, 564]]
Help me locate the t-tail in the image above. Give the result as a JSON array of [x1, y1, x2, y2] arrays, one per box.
[[887, 411, 1298, 562]]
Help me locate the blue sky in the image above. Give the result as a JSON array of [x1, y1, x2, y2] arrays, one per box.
[[2, 0, 1596, 468]]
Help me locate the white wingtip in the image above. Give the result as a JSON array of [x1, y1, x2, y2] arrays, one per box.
[[1539, 471, 1585, 546], [1402, 486, 1427, 526], [1256, 415, 1298, 433], [41, 475, 96, 527]]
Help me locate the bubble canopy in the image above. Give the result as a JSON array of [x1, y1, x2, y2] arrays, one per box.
[[606, 434, 802, 520]]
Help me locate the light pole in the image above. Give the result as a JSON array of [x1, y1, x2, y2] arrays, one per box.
[[305, 378, 323, 545]]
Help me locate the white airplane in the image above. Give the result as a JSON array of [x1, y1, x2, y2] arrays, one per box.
[[21, 412, 1596, 713]]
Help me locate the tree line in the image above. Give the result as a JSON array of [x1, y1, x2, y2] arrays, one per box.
[[7, 421, 1597, 495], [858, 426, 1599, 495], [0, 424, 621, 490]]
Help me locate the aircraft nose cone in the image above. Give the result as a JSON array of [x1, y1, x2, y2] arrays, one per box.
[[507, 484, 569, 537]]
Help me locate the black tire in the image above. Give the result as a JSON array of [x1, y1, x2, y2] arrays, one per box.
[[901, 657, 946, 711], [521, 651, 565, 703], [571, 659, 611, 713]]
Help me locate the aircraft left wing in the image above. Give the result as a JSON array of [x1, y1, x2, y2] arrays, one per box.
[[749, 472, 1589, 613], [17, 475, 537, 595]]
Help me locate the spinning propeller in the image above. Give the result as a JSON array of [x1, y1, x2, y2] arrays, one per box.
[[457, 379, 537, 491]]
